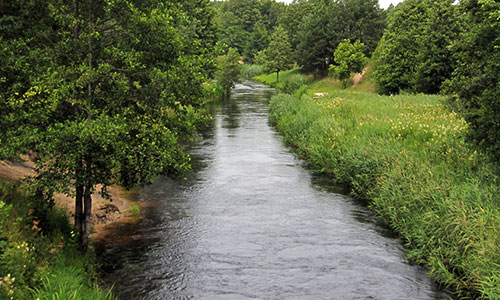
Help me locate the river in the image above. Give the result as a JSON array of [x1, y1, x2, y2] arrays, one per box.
[[98, 81, 450, 299]]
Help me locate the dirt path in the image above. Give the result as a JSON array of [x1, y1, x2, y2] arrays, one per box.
[[0, 159, 139, 238], [352, 66, 368, 86]]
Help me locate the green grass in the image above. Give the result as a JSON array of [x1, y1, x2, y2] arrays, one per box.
[[254, 66, 302, 89], [269, 90, 500, 299], [0, 182, 115, 299]]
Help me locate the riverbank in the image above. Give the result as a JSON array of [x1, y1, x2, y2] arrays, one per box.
[[0, 159, 144, 299], [0, 181, 117, 299], [264, 74, 500, 298], [0, 159, 140, 237]]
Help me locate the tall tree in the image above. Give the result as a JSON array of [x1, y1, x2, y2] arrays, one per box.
[[296, 0, 384, 76], [332, 39, 368, 88], [257, 25, 292, 83], [216, 47, 241, 98], [0, 0, 215, 251], [373, 0, 460, 95], [444, 0, 500, 164], [373, 0, 429, 94]]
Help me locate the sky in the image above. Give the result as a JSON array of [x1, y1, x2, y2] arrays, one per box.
[[278, 0, 404, 10]]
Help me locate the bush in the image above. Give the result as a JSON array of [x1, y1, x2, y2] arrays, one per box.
[[280, 74, 307, 95], [0, 182, 114, 299], [240, 64, 263, 79]]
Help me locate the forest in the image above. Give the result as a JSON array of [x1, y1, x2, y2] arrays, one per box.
[[1, 0, 499, 299]]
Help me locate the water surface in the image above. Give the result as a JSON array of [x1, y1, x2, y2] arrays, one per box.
[[99, 81, 449, 300]]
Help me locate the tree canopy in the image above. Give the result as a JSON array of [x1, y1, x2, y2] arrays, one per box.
[[0, 0, 216, 250], [332, 39, 368, 88], [256, 25, 292, 82]]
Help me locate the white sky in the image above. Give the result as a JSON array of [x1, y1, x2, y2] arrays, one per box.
[[277, 0, 404, 10], [378, 0, 404, 9]]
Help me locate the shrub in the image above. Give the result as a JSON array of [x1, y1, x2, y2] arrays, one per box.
[[280, 74, 307, 95], [240, 64, 263, 79]]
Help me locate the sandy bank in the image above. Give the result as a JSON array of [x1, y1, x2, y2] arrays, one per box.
[[0, 159, 140, 238]]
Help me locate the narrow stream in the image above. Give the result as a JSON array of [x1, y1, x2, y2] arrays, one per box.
[[98, 81, 450, 299]]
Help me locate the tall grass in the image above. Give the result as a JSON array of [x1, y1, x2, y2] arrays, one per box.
[[0, 182, 115, 299], [269, 91, 500, 298], [240, 64, 263, 79], [254, 66, 302, 88]]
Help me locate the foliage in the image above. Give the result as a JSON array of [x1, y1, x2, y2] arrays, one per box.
[[295, 0, 384, 75], [0, 0, 215, 250], [254, 66, 301, 88], [331, 39, 367, 88], [269, 90, 500, 298], [373, 0, 461, 94], [281, 74, 307, 96], [240, 64, 263, 79], [216, 48, 241, 98], [443, 0, 500, 167], [373, 0, 429, 94], [0, 182, 114, 299], [213, 0, 285, 60], [256, 25, 292, 83]]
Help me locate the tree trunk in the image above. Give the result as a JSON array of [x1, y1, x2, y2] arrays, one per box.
[[74, 176, 83, 241], [81, 183, 92, 252]]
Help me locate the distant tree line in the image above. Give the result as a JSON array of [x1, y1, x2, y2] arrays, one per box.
[[213, 0, 385, 76], [214, 0, 500, 170], [373, 0, 500, 165]]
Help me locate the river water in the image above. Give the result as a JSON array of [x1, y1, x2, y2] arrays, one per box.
[[98, 81, 449, 299]]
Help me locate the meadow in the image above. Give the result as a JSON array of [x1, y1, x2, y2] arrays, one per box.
[[268, 88, 500, 298]]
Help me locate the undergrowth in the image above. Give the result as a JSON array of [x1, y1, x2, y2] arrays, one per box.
[[0, 182, 115, 299], [269, 91, 500, 299]]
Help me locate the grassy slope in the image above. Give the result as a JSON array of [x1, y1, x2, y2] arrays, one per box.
[[266, 72, 500, 298], [0, 183, 115, 300]]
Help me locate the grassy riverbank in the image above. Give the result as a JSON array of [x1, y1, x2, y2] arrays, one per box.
[[266, 82, 500, 297], [0, 182, 115, 299]]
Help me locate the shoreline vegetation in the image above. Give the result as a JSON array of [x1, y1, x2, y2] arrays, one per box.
[[255, 67, 500, 298], [0, 180, 117, 299]]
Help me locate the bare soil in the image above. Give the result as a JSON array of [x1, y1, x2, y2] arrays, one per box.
[[0, 159, 140, 238]]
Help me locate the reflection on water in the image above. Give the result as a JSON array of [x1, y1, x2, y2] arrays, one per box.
[[98, 81, 450, 300]]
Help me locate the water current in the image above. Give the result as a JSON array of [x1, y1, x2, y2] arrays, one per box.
[[98, 81, 450, 300]]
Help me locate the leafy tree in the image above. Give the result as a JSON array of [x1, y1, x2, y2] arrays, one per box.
[[331, 39, 367, 88], [373, 0, 460, 94], [296, 0, 332, 75], [373, 0, 429, 94], [213, 0, 285, 61], [258, 25, 292, 82], [0, 0, 214, 251], [444, 0, 500, 164], [413, 0, 461, 94], [216, 48, 241, 98], [296, 0, 384, 76], [278, 0, 314, 59], [244, 21, 270, 63]]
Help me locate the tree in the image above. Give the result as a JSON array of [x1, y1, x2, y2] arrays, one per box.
[[413, 0, 461, 94], [216, 48, 241, 99], [331, 39, 367, 88], [295, 0, 384, 76], [444, 0, 500, 164], [373, 0, 429, 94], [258, 25, 292, 83], [0, 0, 214, 251], [373, 0, 460, 95], [244, 21, 270, 63]]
